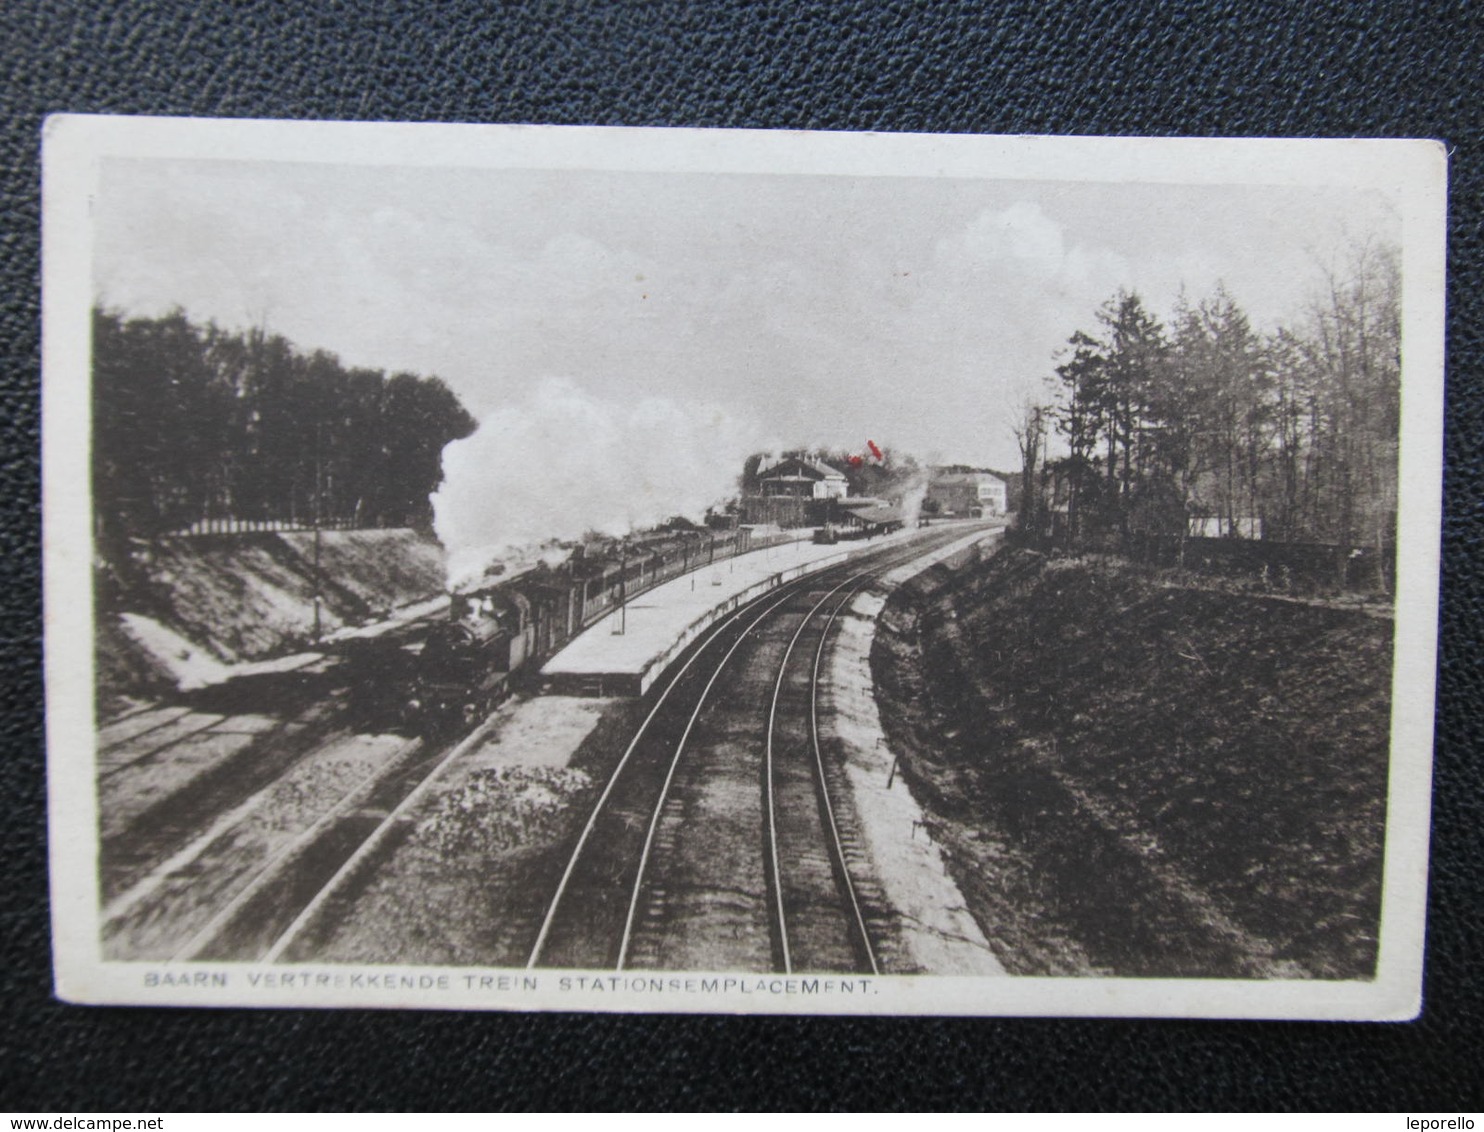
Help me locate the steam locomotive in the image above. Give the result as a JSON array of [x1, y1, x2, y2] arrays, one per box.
[[405, 590, 533, 728], [404, 525, 755, 731]]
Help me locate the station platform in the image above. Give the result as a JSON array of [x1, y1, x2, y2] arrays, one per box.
[[540, 522, 994, 696]]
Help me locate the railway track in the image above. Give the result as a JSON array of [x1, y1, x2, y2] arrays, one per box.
[[98, 609, 454, 957], [105, 719, 497, 963], [96, 605, 454, 899], [233, 559, 837, 966], [764, 572, 880, 975], [107, 553, 838, 964], [103, 725, 411, 959], [529, 527, 979, 973], [110, 527, 980, 967], [524, 578, 822, 970], [98, 695, 349, 906]]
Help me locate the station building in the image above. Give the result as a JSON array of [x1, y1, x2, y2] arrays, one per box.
[[926, 470, 1008, 518], [757, 457, 851, 500]]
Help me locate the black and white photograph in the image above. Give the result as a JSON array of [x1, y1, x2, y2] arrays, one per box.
[[42, 118, 1443, 1018]]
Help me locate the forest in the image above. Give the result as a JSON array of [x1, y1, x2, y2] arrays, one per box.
[[1014, 239, 1400, 571], [92, 308, 477, 549]]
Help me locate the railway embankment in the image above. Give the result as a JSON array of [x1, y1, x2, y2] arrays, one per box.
[[871, 547, 1393, 979], [97, 528, 447, 705], [822, 528, 1008, 976]]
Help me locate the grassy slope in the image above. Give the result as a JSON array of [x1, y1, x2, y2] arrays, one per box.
[[873, 548, 1392, 979], [96, 529, 447, 707]]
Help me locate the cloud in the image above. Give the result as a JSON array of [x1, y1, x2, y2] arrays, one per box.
[[936, 201, 1128, 296], [94, 163, 1399, 478], [431, 378, 773, 585]]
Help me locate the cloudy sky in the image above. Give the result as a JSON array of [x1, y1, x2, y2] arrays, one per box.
[[94, 157, 1396, 471]]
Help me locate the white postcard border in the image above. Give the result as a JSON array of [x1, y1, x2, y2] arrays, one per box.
[[42, 116, 1446, 1019]]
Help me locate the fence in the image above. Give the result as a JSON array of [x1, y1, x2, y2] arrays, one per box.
[[1128, 534, 1396, 592], [165, 515, 377, 537]]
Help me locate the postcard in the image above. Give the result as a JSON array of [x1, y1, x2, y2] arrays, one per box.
[[43, 117, 1445, 1017]]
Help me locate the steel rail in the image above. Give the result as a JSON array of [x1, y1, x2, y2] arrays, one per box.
[[613, 579, 834, 970], [97, 713, 232, 781], [168, 735, 428, 961], [527, 576, 817, 969], [100, 700, 183, 728], [102, 723, 354, 926], [762, 572, 869, 974], [808, 575, 881, 975], [262, 713, 503, 963], [96, 705, 195, 752], [768, 530, 981, 974]]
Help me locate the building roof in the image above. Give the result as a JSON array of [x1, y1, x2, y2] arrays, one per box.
[[759, 456, 846, 481], [931, 470, 1006, 487], [854, 505, 902, 525]]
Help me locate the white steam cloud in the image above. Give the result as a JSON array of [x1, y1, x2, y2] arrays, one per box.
[[432, 378, 770, 588], [899, 477, 929, 530]]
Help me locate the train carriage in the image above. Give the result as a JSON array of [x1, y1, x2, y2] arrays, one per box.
[[407, 524, 755, 731]]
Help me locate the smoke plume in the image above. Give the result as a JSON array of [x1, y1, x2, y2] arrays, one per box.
[[899, 477, 929, 530], [432, 378, 769, 588]]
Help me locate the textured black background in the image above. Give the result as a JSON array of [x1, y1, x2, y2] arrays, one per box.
[[3, 0, 1481, 1112]]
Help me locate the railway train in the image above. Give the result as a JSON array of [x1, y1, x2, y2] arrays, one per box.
[[812, 522, 876, 545], [405, 525, 757, 730]]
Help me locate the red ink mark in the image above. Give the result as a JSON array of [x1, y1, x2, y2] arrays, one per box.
[[867, 439, 883, 462], [848, 454, 863, 467]]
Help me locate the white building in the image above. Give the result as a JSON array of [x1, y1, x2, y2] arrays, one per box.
[[757, 457, 850, 501], [926, 470, 1007, 517]]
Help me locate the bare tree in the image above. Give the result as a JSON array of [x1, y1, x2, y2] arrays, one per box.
[[1010, 393, 1047, 540]]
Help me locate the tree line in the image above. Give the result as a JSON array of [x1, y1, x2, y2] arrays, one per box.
[[1015, 240, 1400, 565], [93, 308, 477, 547]]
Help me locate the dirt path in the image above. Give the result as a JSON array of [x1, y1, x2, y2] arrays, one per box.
[[821, 531, 1007, 975]]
